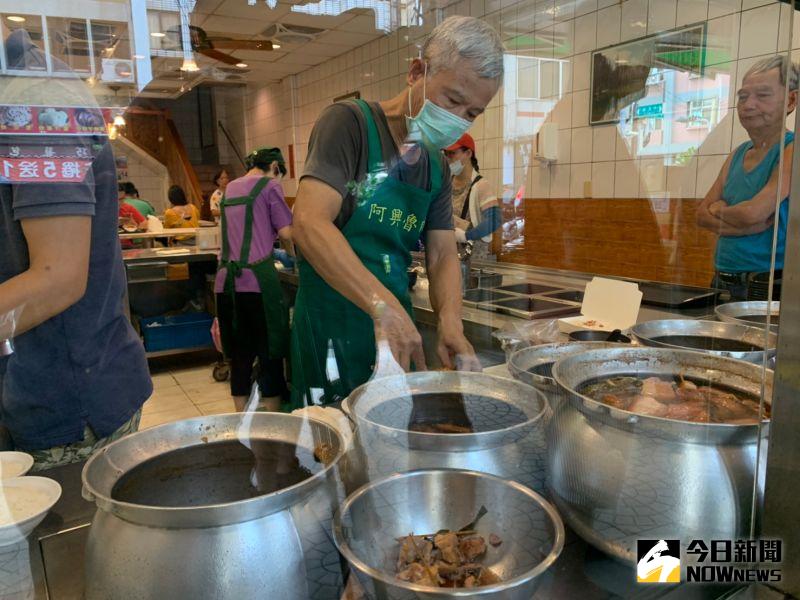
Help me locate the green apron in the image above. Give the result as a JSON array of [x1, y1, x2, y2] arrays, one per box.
[[218, 177, 289, 360], [290, 100, 442, 408]]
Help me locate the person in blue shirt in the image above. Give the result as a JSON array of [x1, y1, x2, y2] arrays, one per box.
[[697, 55, 797, 301]]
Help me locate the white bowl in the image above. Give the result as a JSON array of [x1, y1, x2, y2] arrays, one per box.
[[0, 452, 34, 479], [0, 476, 62, 547]]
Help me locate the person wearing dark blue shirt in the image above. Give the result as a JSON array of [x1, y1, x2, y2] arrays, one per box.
[[697, 55, 797, 301], [0, 29, 151, 469]]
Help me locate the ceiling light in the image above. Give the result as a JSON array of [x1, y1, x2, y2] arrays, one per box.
[[151, 32, 166, 38], [236, 62, 248, 68], [272, 42, 281, 49], [180, 57, 200, 72], [6, 16, 25, 23], [133, 54, 145, 59], [113, 114, 126, 127]]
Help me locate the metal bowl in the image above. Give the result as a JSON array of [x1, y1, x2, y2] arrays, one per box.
[[716, 301, 780, 332], [333, 469, 564, 599], [549, 347, 771, 563], [631, 319, 776, 364], [508, 342, 625, 394], [347, 371, 550, 493]]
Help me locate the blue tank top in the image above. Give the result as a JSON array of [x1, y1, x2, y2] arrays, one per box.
[[715, 131, 793, 273]]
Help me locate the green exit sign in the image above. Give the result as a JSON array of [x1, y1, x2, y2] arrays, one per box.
[[636, 103, 664, 117]]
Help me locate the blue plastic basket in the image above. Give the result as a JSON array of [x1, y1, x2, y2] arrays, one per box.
[[140, 312, 214, 353]]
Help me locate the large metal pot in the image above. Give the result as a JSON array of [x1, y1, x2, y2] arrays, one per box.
[[347, 372, 549, 494], [334, 469, 564, 599], [549, 347, 771, 563], [82, 413, 345, 600], [716, 300, 780, 332], [631, 319, 776, 364]]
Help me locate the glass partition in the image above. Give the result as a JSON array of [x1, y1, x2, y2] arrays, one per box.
[[0, 0, 796, 597]]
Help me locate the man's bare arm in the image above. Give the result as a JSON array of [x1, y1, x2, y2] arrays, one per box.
[[0, 215, 91, 337]]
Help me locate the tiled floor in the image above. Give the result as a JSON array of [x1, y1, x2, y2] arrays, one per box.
[[140, 361, 235, 430]]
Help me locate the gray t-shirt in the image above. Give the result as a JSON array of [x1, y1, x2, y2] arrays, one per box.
[[302, 101, 453, 232]]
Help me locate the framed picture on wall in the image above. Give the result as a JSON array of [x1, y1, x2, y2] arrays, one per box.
[[590, 23, 707, 125]]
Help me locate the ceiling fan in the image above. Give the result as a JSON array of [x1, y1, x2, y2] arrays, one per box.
[[166, 25, 273, 66]]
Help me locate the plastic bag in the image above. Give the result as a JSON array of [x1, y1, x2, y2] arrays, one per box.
[[492, 318, 566, 363], [0, 305, 23, 357]]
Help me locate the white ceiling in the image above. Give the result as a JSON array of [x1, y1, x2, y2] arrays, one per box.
[[144, 0, 385, 95]]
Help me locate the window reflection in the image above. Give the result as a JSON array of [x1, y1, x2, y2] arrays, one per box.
[[2, 13, 46, 71]]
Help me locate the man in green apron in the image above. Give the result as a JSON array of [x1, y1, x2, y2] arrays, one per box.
[[290, 16, 505, 408]]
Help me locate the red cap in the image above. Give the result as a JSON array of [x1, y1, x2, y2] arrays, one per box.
[[446, 133, 475, 154]]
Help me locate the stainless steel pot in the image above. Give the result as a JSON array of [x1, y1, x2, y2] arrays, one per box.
[[508, 341, 625, 395], [631, 319, 776, 364], [549, 347, 771, 563], [334, 469, 564, 599], [716, 300, 780, 332], [346, 372, 549, 494], [82, 413, 345, 600]]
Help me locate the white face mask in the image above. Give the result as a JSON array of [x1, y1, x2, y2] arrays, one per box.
[[405, 63, 472, 150], [449, 159, 464, 176]]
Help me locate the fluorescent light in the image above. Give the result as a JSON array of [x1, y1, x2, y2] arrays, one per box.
[[236, 62, 248, 68], [133, 54, 145, 59], [6, 16, 25, 23], [180, 57, 200, 72], [272, 42, 281, 49], [150, 32, 166, 38]]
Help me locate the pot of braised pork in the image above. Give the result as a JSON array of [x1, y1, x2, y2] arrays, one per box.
[[549, 347, 771, 563]]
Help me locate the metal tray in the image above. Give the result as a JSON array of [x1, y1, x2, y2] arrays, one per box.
[[496, 282, 564, 295], [462, 288, 515, 306], [480, 296, 580, 320], [638, 282, 723, 308], [716, 301, 780, 332], [539, 289, 584, 303]]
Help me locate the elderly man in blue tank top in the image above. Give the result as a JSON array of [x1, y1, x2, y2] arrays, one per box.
[[697, 56, 797, 301]]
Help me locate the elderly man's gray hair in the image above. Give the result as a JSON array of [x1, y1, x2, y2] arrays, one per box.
[[744, 55, 800, 91], [422, 16, 505, 80]]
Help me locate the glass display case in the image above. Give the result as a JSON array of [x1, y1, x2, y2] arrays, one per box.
[[0, 0, 797, 597]]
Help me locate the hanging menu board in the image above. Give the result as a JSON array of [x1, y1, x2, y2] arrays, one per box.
[[0, 105, 109, 136]]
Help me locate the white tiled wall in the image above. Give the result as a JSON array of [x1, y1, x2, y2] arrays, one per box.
[[240, 0, 799, 200]]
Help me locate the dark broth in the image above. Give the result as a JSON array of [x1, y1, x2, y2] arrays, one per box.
[[111, 440, 320, 507], [364, 392, 528, 434], [527, 362, 555, 378], [653, 335, 763, 352], [578, 374, 767, 423]]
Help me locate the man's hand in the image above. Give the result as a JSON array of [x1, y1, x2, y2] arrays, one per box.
[[373, 299, 427, 372], [436, 316, 481, 371], [709, 200, 726, 217]]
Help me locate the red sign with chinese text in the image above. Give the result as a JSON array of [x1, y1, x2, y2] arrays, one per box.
[[0, 158, 92, 183]]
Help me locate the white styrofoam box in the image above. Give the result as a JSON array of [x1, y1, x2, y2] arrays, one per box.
[[705, 12, 742, 64], [675, 0, 708, 27], [615, 160, 641, 198], [639, 157, 667, 196], [592, 125, 616, 161], [621, 0, 648, 41], [551, 164, 571, 197], [597, 5, 622, 48], [529, 162, 552, 198], [570, 162, 592, 198], [557, 128, 572, 163], [591, 161, 615, 198], [698, 110, 734, 156], [696, 154, 728, 197], [571, 127, 593, 163], [558, 277, 642, 333], [571, 89, 590, 128], [648, 0, 677, 34], [666, 157, 699, 199], [573, 12, 597, 54], [739, 4, 781, 59]]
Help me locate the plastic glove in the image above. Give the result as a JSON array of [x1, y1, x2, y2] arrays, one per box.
[[454, 228, 468, 244]]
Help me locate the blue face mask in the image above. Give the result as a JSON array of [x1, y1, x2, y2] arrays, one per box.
[[406, 64, 472, 150]]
